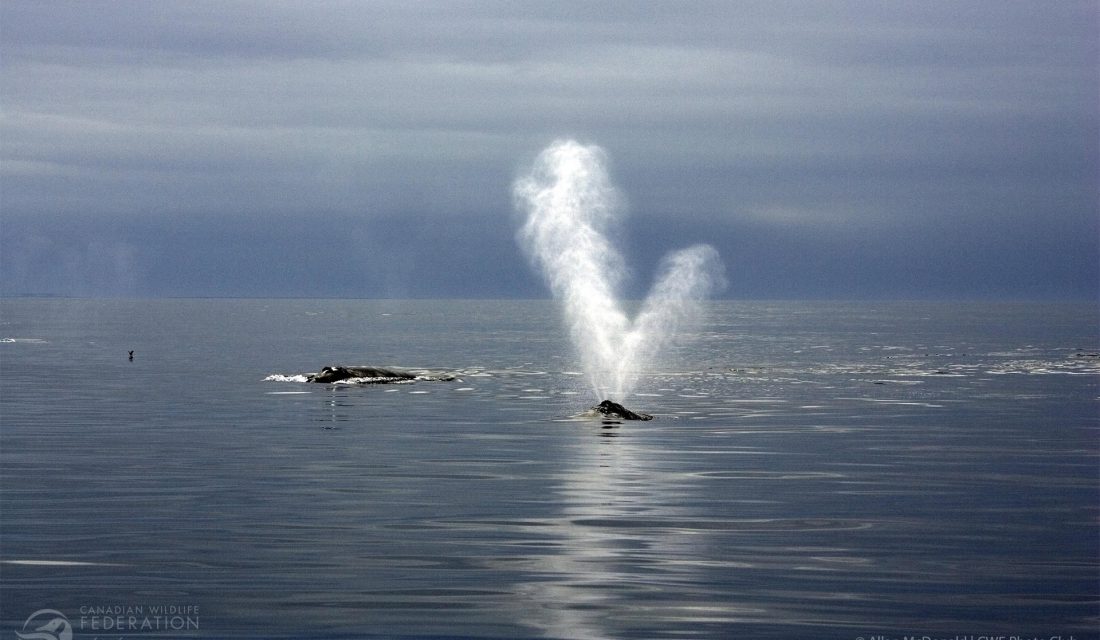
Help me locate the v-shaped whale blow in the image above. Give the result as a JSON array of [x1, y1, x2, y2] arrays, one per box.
[[513, 139, 724, 402]]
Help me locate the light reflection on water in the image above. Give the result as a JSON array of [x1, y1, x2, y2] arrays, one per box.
[[0, 299, 1097, 639]]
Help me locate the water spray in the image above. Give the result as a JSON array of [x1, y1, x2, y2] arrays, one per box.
[[513, 139, 724, 412]]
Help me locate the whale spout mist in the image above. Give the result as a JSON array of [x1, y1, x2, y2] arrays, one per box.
[[513, 139, 725, 402]]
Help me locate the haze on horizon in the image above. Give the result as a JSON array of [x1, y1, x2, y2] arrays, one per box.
[[1, 1, 1096, 300]]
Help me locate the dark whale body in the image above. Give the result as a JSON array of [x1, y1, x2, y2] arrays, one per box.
[[592, 400, 653, 421], [307, 365, 418, 383]]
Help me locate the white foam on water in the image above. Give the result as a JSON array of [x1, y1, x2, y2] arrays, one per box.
[[264, 374, 309, 382], [334, 377, 414, 385]]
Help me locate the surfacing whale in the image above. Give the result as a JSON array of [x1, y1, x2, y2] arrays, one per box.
[[307, 365, 417, 383], [590, 400, 653, 421], [306, 365, 456, 384]]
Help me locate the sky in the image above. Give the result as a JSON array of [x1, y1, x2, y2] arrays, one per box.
[[1, 0, 1097, 299]]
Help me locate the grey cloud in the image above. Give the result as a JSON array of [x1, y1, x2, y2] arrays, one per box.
[[1, 0, 1095, 298]]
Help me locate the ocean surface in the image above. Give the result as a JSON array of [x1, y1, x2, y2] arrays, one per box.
[[1, 299, 1097, 639]]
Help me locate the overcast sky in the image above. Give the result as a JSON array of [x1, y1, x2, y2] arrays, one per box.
[[2, 1, 1096, 299]]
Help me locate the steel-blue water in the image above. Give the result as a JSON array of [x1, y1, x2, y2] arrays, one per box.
[[1, 299, 1097, 639]]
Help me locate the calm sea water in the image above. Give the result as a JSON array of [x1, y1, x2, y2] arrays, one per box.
[[1, 299, 1097, 639]]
